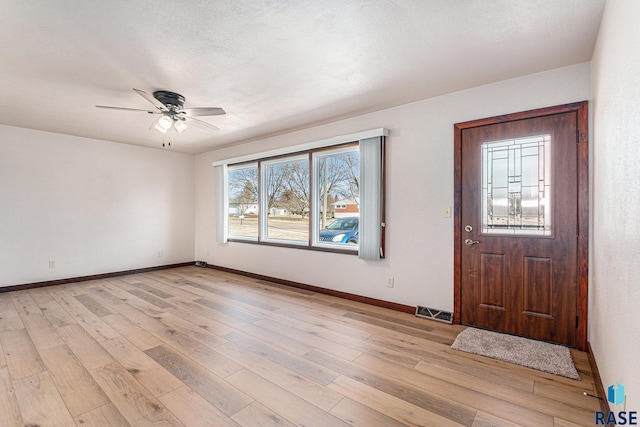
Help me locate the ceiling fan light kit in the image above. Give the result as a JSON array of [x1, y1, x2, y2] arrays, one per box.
[[96, 88, 226, 141], [174, 119, 188, 133], [156, 115, 173, 131]]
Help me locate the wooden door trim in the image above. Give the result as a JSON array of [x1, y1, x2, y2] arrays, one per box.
[[453, 101, 589, 350]]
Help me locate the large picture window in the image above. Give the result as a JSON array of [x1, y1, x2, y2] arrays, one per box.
[[214, 129, 387, 259]]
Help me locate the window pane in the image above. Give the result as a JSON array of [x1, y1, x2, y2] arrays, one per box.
[[228, 164, 259, 239], [264, 157, 309, 242], [315, 148, 360, 247], [481, 135, 551, 236]]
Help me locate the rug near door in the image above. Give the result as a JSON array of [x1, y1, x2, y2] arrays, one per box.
[[451, 327, 580, 380]]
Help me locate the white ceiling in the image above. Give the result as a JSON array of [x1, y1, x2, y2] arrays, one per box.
[[0, 1, 605, 154]]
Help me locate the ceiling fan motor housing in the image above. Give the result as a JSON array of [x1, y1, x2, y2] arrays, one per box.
[[153, 91, 185, 110]]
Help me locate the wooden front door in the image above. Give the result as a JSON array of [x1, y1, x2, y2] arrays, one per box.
[[454, 102, 588, 350]]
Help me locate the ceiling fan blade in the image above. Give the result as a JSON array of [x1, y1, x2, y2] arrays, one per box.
[[96, 105, 157, 113], [181, 107, 226, 116], [149, 117, 161, 131], [133, 88, 168, 111], [185, 115, 219, 131]]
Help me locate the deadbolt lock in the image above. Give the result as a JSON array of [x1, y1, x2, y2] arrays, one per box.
[[464, 225, 473, 233]]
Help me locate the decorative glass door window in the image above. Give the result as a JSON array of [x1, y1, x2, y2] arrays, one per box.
[[481, 135, 551, 235]]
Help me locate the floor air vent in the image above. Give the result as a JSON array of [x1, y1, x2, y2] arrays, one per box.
[[195, 261, 207, 268], [415, 306, 453, 324]]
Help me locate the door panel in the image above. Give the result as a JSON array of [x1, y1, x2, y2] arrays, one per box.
[[479, 253, 506, 310], [457, 109, 582, 347], [522, 256, 552, 317]]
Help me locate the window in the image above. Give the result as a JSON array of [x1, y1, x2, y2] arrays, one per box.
[[481, 135, 551, 236], [214, 129, 387, 259], [312, 145, 360, 249], [262, 155, 309, 244], [227, 164, 258, 240]]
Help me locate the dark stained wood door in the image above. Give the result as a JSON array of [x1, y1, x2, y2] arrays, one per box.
[[454, 103, 589, 349]]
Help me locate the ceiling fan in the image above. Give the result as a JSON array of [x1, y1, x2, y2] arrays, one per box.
[[96, 88, 225, 134]]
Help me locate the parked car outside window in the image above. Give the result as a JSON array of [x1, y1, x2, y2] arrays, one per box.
[[319, 217, 359, 244]]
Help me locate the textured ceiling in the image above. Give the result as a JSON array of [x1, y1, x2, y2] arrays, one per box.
[[0, 1, 605, 154]]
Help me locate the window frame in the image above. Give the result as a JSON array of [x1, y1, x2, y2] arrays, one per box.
[[310, 144, 360, 252], [226, 142, 365, 254], [260, 153, 311, 247], [226, 162, 259, 242]]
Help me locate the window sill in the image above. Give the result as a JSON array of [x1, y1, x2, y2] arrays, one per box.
[[227, 238, 359, 255]]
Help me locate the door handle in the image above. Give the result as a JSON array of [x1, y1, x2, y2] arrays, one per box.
[[464, 239, 480, 246]]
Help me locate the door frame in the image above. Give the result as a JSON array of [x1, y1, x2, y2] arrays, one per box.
[[453, 101, 589, 351]]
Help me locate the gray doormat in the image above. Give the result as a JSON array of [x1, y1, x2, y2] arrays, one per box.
[[451, 327, 580, 380]]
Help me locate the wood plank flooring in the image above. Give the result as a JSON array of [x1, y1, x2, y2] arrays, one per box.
[[0, 266, 600, 426]]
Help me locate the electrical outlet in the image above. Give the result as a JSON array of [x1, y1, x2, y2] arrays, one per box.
[[157, 251, 163, 258], [387, 277, 394, 288], [49, 260, 55, 269]]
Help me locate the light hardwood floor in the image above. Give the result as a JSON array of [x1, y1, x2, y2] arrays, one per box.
[[0, 266, 599, 426]]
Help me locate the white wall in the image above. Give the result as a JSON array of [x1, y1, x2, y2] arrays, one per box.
[[591, 0, 640, 411], [0, 125, 195, 287], [195, 63, 591, 311]]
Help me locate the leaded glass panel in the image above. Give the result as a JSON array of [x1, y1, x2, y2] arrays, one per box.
[[481, 135, 551, 235]]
